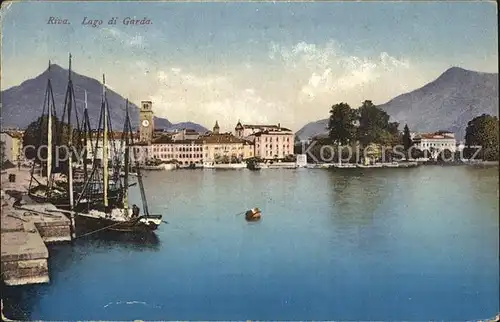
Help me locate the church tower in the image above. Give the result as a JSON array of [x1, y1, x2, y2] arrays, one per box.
[[235, 120, 244, 138], [139, 100, 154, 144], [213, 120, 220, 134]]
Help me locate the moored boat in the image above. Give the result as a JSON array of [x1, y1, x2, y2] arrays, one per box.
[[70, 75, 163, 234], [74, 206, 162, 233]]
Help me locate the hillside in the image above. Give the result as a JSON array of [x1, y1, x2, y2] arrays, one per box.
[[1, 64, 208, 133], [296, 67, 498, 141]]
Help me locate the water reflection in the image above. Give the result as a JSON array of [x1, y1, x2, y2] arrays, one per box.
[[3, 167, 498, 320], [328, 169, 393, 226]]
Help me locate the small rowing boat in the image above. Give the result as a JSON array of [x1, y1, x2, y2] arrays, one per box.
[[245, 207, 262, 221]]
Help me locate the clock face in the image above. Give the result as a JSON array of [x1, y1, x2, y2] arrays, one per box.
[[142, 119, 150, 127]]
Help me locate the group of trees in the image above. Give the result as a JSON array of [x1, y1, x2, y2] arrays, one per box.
[[0, 140, 6, 168], [22, 115, 87, 173], [464, 114, 499, 161], [214, 154, 241, 164], [326, 100, 405, 161], [320, 100, 499, 162], [328, 100, 401, 148]]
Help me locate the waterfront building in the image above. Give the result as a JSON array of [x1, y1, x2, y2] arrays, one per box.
[[197, 122, 253, 164], [412, 131, 457, 152], [85, 131, 140, 163], [149, 135, 205, 166], [0, 130, 24, 163], [234, 121, 294, 160]]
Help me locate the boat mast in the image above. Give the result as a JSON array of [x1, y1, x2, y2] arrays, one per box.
[[67, 54, 74, 209], [46, 61, 53, 189], [102, 74, 109, 207], [122, 99, 130, 208], [83, 90, 89, 183], [127, 113, 150, 216]]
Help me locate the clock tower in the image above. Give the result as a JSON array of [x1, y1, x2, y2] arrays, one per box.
[[139, 100, 154, 144]]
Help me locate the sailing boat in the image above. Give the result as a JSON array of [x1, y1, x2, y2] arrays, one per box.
[[28, 60, 76, 205], [71, 76, 162, 233]]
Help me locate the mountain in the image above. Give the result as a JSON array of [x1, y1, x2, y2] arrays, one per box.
[[1, 64, 208, 133], [167, 122, 210, 134], [379, 67, 498, 140], [295, 119, 329, 141], [295, 67, 498, 141]]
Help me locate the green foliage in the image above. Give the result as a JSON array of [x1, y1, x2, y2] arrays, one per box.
[[464, 114, 499, 161], [230, 155, 240, 163], [23, 115, 83, 166], [246, 156, 264, 163], [436, 149, 454, 162], [0, 140, 5, 166], [328, 102, 358, 145], [402, 124, 413, 150], [220, 155, 230, 164], [357, 100, 399, 146]]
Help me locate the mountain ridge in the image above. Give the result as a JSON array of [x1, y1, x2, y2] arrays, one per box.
[[295, 66, 499, 141], [1, 64, 208, 133]]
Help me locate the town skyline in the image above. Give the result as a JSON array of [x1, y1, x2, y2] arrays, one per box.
[[1, 1, 498, 133]]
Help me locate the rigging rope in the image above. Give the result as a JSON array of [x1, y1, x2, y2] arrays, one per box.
[[75, 220, 133, 239]]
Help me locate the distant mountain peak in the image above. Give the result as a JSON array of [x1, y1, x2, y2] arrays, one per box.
[[1, 65, 208, 133], [296, 67, 498, 141]]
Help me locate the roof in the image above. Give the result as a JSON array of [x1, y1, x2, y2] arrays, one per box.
[[153, 135, 204, 144], [200, 133, 250, 144], [242, 124, 280, 129], [1, 131, 23, 139], [415, 133, 455, 140], [253, 129, 293, 136], [87, 131, 139, 139]]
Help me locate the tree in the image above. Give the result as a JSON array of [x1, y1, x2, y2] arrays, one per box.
[[436, 148, 454, 162], [357, 100, 394, 145], [0, 140, 6, 166], [402, 124, 413, 159], [328, 102, 358, 146], [464, 114, 499, 161], [23, 115, 83, 170]]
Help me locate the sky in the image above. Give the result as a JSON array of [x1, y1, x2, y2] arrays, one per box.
[[1, 1, 498, 132]]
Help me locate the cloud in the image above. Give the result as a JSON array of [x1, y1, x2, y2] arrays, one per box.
[[148, 68, 286, 131], [102, 40, 432, 132], [101, 27, 147, 48], [269, 41, 412, 102]]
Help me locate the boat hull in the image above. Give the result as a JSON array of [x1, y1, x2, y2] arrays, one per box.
[[75, 213, 163, 233]]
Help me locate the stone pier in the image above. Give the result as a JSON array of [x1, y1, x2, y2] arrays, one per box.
[[1, 169, 72, 286]]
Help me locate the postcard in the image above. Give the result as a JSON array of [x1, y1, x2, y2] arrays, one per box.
[[0, 1, 498, 321]]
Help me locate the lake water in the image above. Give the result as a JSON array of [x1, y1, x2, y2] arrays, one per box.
[[3, 166, 499, 320]]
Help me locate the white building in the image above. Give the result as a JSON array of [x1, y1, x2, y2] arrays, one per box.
[[0, 130, 24, 163], [412, 131, 457, 152], [234, 121, 294, 160]]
